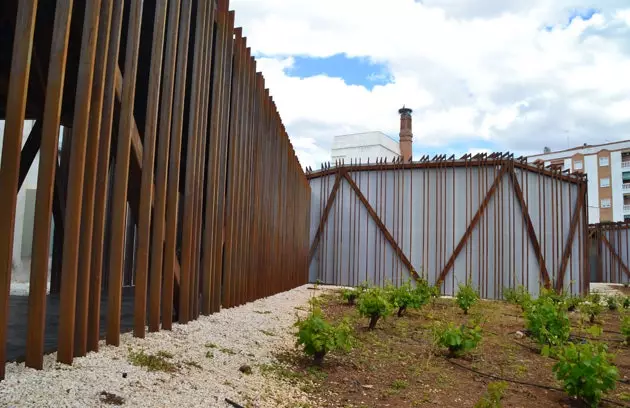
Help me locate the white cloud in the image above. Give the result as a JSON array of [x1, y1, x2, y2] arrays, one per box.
[[231, 0, 630, 168]]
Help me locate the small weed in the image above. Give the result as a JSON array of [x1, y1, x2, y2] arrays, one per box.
[[205, 351, 214, 359], [156, 350, 174, 359], [307, 366, 328, 381], [99, 391, 125, 406], [391, 379, 409, 390], [474, 381, 508, 408], [128, 349, 176, 372], [183, 360, 202, 369], [204, 342, 217, 349], [260, 329, 276, 336], [254, 310, 272, 314], [219, 347, 236, 355]]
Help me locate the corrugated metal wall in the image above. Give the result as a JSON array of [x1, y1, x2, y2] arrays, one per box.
[[590, 223, 630, 284], [308, 155, 589, 299]]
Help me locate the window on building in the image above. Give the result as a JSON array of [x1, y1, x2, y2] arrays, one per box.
[[601, 198, 612, 208], [599, 156, 609, 166], [574, 160, 583, 170], [600, 178, 610, 188], [625, 215, 630, 222]]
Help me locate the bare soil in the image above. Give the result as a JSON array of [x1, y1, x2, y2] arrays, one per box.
[[267, 292, 630, 407]]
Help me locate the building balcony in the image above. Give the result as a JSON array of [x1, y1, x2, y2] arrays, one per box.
[[625, 204, 630, 213], [622, 161, 630, 168], [624, 183, 630, 192]]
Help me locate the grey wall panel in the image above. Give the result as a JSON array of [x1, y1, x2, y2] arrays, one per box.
[[592, 225, 630, 284], [308, 161, 588, 299]]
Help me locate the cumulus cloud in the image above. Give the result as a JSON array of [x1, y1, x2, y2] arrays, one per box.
[[231, 0, 630, 168]]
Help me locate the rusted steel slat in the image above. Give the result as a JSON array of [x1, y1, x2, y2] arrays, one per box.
[[134, 0, 169, 338], [105, 0, 143, 347], [179, 0, 207, 324], [74, 0, 113, 358], [56, 0, 103, 365], [25, 0, 73, 369], [0, 0, 39, 380], [163, 0, 193, 330], [88, 0, 125, 352], [193, 1, 214, 318], [307, 160, 583, 184], [202, 6, 228, 315], [148, 0, 181, 332], [212, 10, 235, 312], [343, 173, 419, 281], [223, 28, 244, 308]]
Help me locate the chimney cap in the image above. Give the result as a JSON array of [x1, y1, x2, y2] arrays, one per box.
[[398, 105, 412, 115]]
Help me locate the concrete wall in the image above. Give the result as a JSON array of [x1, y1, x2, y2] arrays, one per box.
[[309, 163, 587, 299]]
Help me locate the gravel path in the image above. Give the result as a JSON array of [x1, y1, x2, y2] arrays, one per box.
[[0, 284, 332, 408]]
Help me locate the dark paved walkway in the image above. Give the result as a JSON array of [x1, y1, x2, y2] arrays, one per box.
[[7, 291, 136, 362]]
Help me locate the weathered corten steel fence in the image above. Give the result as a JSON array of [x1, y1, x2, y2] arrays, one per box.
[[307, 154, 589, 299], [0, 0, 310, 379], [589, 223, 630, 284]]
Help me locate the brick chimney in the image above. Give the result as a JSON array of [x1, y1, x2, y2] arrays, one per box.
[[398, 106, 413, 162]]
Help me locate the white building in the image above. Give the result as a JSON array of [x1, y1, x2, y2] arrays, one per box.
[[0, 120, 55, 291], [528, 140, 630, 223], [331, 131, 401, 163]]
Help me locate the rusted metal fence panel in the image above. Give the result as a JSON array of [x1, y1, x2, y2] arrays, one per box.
[[307, 156, 589, 299], [589, 223, 630, 284], [0, 0, 310, 379]]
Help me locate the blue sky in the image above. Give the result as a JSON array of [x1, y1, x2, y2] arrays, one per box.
[[283, 54, 392, 90], [233, 0, 630, 169]]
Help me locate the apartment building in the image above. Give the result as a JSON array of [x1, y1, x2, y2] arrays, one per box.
[[528, 140, 630, 223]]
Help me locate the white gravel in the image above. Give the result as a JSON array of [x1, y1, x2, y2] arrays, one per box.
[[0, 284, 334, 408]]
